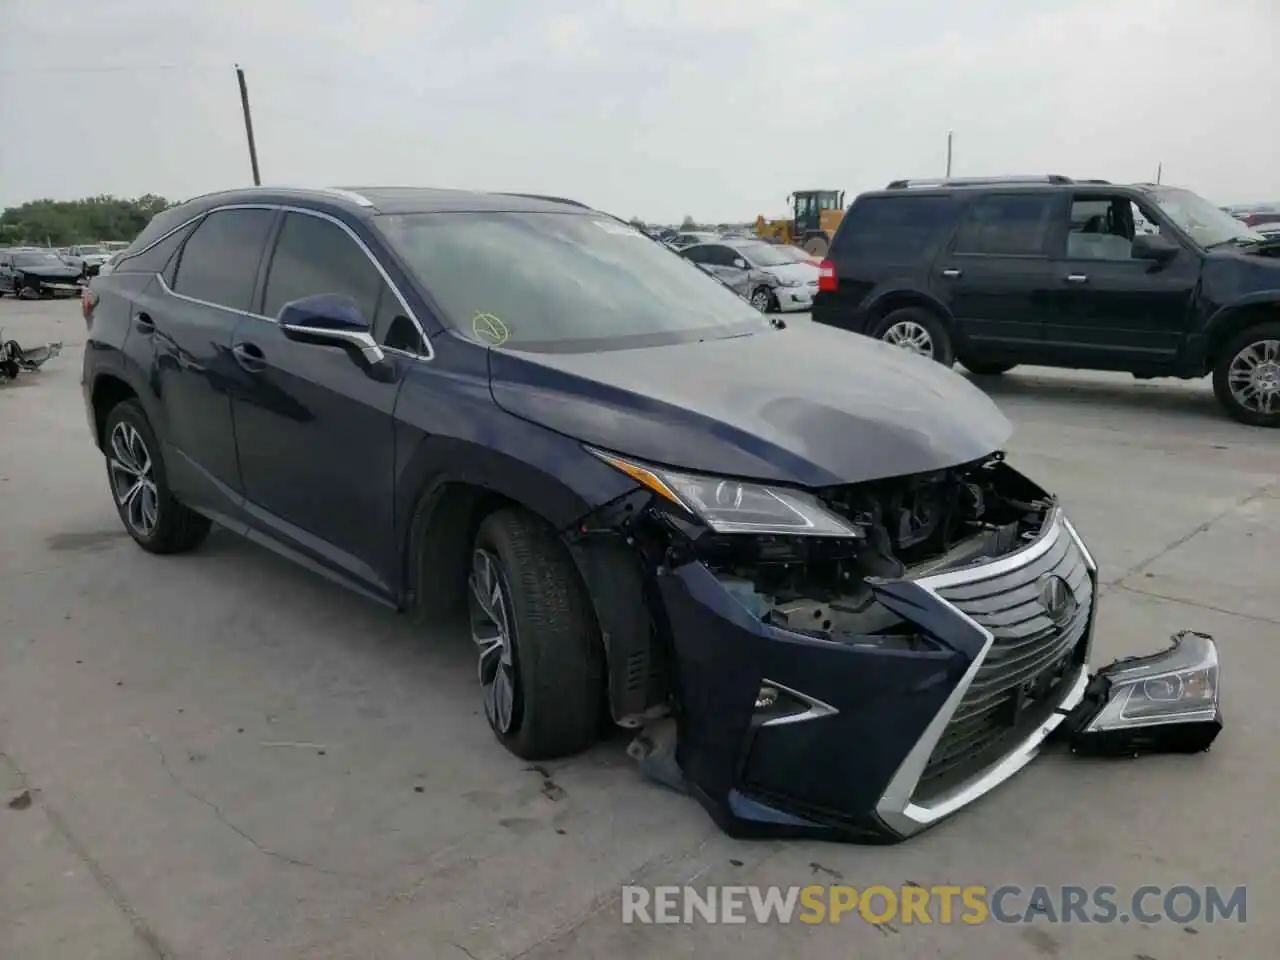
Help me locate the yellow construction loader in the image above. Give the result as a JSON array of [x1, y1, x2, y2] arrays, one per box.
[[754, 189, 846, 256]]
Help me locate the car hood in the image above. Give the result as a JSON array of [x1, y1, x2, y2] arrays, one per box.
[[761, 261, 819, 283], [15, 263, 81, 278], [487, 322, 1012, 487]]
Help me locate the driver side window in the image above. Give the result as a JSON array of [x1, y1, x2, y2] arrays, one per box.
[[262, 212, 425, 354]]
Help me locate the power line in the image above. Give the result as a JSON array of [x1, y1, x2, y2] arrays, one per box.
[[0, 63, 227, 76]]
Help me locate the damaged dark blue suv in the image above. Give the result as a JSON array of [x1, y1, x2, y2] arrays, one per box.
[[81, 186, 1113, 843]]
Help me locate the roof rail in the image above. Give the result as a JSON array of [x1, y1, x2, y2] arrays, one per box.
[[885, 175, 1076, 190], [320, 187, 375, 207], [497, 192, 592, 209], [1076, 179, 1112, 184]]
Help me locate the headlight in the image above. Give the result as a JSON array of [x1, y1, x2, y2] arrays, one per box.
[[1085, 630, 1219, 732], [588, 448, 862, 538], [774, 277, 803, 287]]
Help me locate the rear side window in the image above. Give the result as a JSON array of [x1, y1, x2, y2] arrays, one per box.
[[171, 209, 275, 311], [830, 197, 955, 262], [114, 222, 195, 278], [951, 194, 1056, 256]]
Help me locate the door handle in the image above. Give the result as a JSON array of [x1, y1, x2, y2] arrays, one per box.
[[134, 312, 155, 334], [231, 342, 267, 372], [1065, 274, 1089, 283], [941, 268, 962, 278]]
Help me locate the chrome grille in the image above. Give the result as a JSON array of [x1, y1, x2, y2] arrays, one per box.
[[915, 522, 1093, 799]]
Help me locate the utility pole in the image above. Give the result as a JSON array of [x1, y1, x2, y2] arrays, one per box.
[[235, 64, 262, 186], [1156, 162, 1163, 185], [945, 131, 953, 177]]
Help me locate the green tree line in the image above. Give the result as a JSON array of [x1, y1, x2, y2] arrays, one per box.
[[0, 195, 174, 247]]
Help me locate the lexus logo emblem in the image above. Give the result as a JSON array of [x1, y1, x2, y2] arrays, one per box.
[[1038, 574, 1077, 626]]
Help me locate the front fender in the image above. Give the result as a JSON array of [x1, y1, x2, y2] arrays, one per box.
[[1200, 292, 1280, 367]]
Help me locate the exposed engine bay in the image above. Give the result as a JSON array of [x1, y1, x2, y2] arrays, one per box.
[[693, 455, 1054, 648]]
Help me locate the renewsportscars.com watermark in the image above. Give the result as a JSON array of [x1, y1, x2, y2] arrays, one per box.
[[621, 884, 1247, 926]]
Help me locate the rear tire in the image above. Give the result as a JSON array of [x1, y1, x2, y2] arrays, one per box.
[[871, 307, 955, 366], [468, 507, 604, 760], [102, 400, 212, 553], [962, 360, 1016, 376], [1212, 321, 1280, 427]]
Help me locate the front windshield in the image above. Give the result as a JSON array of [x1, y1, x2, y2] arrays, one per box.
[[13, 253, 66, 267], [1147, 188, 1264, 247], [376, 212, 767, 351], [736, 242, 801, 267], [78, 245, 108, 255]]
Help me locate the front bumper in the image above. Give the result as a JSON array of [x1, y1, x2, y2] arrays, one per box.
[[660, 509, 1097, 842], [773, 283, 817, 312]]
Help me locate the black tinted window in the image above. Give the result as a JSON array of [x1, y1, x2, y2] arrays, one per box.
[[116, 222, 195, 277], [952, 194, 1055, 256], [682, 245, 711, 264], [831, 196, 955, 261], [171, 209, 275, 311], [262, 213, 385, 320]]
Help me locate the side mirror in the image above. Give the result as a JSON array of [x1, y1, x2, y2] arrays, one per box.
[[732, 258, 748, 270], [1131, 233, 1178, 264], [279, 294, 386, 367]]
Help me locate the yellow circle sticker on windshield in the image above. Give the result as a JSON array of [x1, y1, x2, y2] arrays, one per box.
[[472, 312, 509, 346]]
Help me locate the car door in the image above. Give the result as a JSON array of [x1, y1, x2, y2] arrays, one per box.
[[0, 254, 13, 292], [229, 209, 421, 596], [152, 207, 277, 520], [1041, 194, 1199, 368], [933, 192, 1061, 361]]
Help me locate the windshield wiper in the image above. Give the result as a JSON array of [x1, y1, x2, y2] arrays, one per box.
[[1207, 236, 1260, 250]]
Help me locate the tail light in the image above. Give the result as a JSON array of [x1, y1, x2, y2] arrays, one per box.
[[81, 288, 98, 327], [817, 259, 838, 293]]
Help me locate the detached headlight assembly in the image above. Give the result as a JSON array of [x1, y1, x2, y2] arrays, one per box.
[[1066, 630, 1223, 757], [588, 448, 861, 538]]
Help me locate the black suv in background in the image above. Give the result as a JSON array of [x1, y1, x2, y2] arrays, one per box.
[[812, 175, 1280, 426]]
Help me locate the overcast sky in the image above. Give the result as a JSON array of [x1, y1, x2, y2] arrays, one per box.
[[1, 0, 1276, 222]]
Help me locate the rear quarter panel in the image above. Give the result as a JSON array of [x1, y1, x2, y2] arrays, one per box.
[[82, 273, 159, 448]]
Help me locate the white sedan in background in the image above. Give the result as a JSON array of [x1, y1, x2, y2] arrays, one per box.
[[679, 239, 820, 312]]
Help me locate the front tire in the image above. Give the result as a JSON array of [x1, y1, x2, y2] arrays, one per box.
[[102, 400, 212, 552], [1212, 322, 1280, 427], [802, 235, 829, 257], [468, 507, 604, 760], [750, 286, 775, 313], [871, 307, 955, 365]]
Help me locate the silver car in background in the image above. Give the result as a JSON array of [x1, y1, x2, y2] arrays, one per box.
[[679, 239, 820, 312]]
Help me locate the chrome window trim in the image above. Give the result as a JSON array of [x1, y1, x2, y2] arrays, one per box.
[[139, 202, 434, 361], [874, 512, 1093, 838]]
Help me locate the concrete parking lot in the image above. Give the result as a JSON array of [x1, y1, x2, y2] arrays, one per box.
[[1, 297, 1276, 960]]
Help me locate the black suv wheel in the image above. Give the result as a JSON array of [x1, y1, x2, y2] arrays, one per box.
[[1213, 322, 1280, 427], [871, 307, 955, 365], [103, 400, 213, 552], [468, 507, 604, 760]]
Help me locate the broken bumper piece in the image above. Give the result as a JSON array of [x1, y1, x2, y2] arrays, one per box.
[[1059, 630, 1222, 757]]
